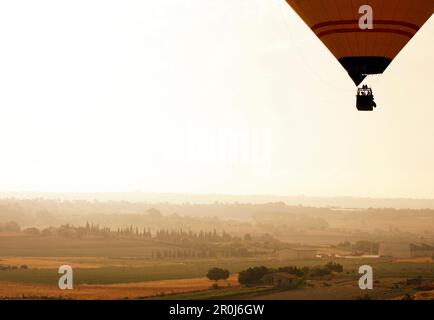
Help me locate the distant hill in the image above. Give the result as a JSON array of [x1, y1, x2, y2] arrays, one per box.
[[2, 192, 434, 209]]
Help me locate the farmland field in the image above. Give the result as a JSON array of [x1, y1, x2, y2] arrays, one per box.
[[0, 235, 176, 257], [0, 275, 239, 300], [0, 255, 432, 299]]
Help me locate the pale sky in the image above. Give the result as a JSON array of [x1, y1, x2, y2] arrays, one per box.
[[0, 0, 433, 198]]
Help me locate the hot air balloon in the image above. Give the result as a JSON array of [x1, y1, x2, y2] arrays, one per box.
[[285, 0, 434, 111]]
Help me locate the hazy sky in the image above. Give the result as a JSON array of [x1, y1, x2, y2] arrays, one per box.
[[0, 0, 433, 198]]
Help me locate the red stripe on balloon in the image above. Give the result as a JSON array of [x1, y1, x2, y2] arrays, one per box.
[[316, 28, 414, 38], [311, 20, 420, 31]]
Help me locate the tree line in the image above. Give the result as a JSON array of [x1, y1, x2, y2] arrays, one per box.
[[238, 261, 344, 286], [21, 222, 238, 243]]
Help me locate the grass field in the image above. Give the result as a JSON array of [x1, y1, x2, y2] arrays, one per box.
[[0, 275, 239, 299], [0, 235, 176, 257], [0, 257, 433, 285]]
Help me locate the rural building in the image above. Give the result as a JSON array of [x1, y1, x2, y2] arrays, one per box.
[[261, 272, 299, 288], [278, 248, 317, 260], [410, 243, 434, 257], [379, 242, 411, 258], [379, 242, 434, 258]]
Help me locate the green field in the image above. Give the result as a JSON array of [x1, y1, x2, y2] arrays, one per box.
[[0, 257, 432, 286], [0, 235, 176, 257]]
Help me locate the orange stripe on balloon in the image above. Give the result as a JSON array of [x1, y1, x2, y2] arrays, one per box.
[[316, 28, 414, 38], [311, 20, 420, 31]]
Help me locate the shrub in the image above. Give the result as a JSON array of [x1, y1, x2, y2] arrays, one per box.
[[324, 261, 343, 273], [2, 221, 21, 232], [23, 227, 40, 236], [206, 267, 230, 282], [310, 267, 331, 278], [238, 266, 269, 286], [277, 266, 309, 277]]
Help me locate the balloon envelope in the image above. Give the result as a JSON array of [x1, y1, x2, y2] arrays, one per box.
[[285, 0, 434, 85]]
